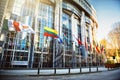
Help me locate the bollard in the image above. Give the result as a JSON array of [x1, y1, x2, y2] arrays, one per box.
[[37, 68, 40, 75], [80, 63, 82, 73], [68, 67, 70, 74], [89, 63, 91, 72], [80, 67, 82, 73], [54, 68, 56, 75], [97, 66, 98, 71], [96, 63, 98, 72]]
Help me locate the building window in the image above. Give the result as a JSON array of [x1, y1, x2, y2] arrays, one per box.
[[77, 24, 82, 41], [62, 12, 72, 50], [34, 3, 54, 51]]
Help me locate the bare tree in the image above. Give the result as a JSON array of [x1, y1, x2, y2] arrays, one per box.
[[107, 21, 120, 63], [107, 21, 120, 49]]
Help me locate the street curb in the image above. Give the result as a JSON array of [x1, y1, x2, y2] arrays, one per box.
[[0, 71, 105, 76], [1, 67, 119, 76]]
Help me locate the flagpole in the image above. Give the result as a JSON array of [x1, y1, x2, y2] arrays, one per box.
[[89, 47, 92, 72], [55, 38, 59, 67], [63, 42, 65, 68], [40, 35, 44, 68], [53, 38, 56, 68], [58, 0, 63, 68], [11, 32, 18, 67], [46, 36, 49, 67], [63, 34, 66, 68], [38, 38, 43, 69], [90, 45, 92, 67], [91, 51, 92, 67], [38, 39, 43, 73], [0, 32, 7, 68], [27, 33, 31, 68], [40, 49, 43, 68], [85, 38, 88, 67], [79, 45, 82, 72], [28, 33, 34, 68], [96, 51, 98, 71]]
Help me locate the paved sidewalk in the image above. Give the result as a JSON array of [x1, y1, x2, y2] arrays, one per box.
[[0, 67, 109, 76], [1, 69, 120, 80]]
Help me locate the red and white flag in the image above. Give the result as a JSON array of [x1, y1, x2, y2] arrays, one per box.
[[73, 34, 83, 45], [8, 19, 34, 33], [13, 21, 22, 31], [8, 20, 22, 32], [21, 24, 35, 34]]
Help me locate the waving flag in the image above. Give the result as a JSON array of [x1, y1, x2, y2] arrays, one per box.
[[13, 21, 21, 31], [44, 27, 58, 38], [63, 32, 70, 45], [21, 24, 35, 39], [2, 19, 8, 31], [22, 24, 35, 33], [90, 43, 92, 52], [77, 36, 83, 45], [73, 34, 83, 45], [8, 20, 23, 31], [8, 20, 15, 31], [57, 37, 63, 44], [96, 44, 100, 53], [101, 45, 104, 53]]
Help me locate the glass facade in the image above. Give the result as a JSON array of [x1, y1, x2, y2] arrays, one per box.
[[0, 0, 98, 68], [1, 31, 30, 67], [33, 2, 54, 67], [35, 2, 54, 51]]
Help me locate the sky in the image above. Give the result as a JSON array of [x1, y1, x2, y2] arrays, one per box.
[[89, 0, 120, 41]]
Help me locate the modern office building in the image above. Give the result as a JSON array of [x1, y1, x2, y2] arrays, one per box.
[[0, 0, 98, 68]]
